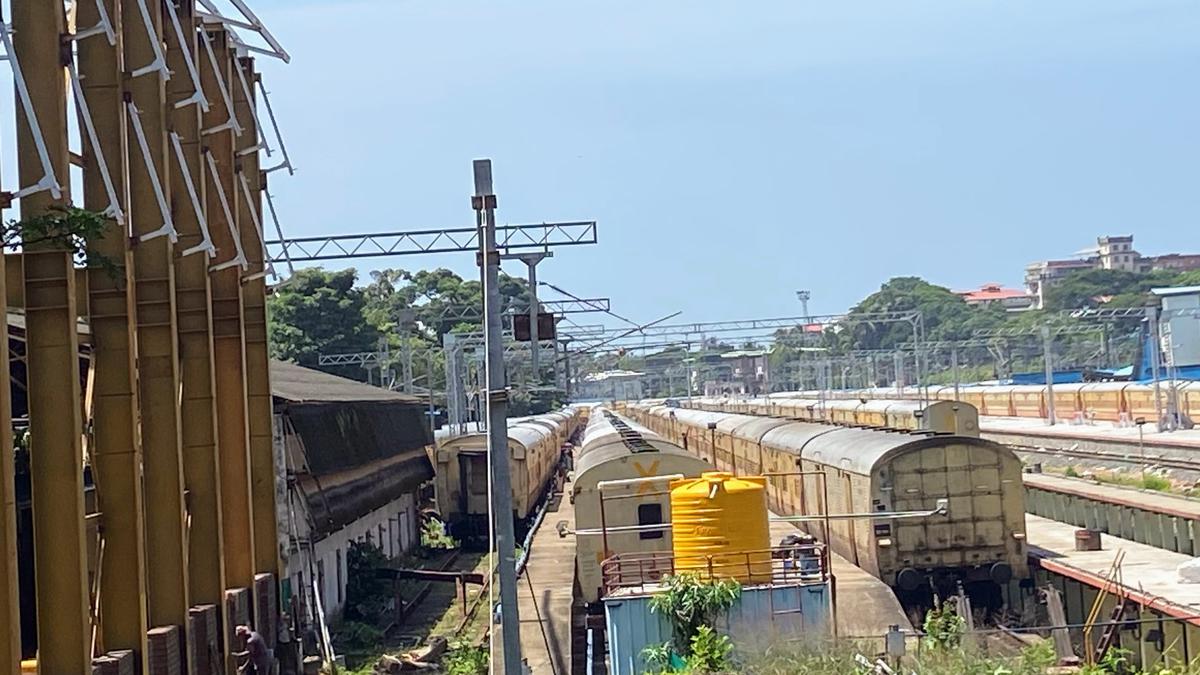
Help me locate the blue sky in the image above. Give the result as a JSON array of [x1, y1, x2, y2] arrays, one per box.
[[6, 1, 1199, 329]]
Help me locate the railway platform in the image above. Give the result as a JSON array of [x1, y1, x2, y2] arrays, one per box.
[[1025, 473, 1200, 556], [505, 489, 577, 675], [1024, 514, 1200, 666], [982, 415, 1200, 452]]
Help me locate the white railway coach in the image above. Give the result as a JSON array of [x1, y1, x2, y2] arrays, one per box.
[[571, 409, 712, 604]]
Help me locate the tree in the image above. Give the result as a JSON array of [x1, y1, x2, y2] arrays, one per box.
[[267, 268, 379, 374], [836, 277, 1005, 351], [362, 267, 534, 345]]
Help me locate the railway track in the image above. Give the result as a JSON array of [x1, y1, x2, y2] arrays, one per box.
[[1008, 441, 1200, 474]]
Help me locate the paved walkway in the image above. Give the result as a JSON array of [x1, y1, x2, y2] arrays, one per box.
[[983, 415, 1200, 448], [502, 490, 577, 675], [1026, 514, 1200, 625]]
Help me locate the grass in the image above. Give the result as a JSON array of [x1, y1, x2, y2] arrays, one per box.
[[736, 640, 1055, 675], [1055, 464, 1175, 493], [737, 640, 1200, 675]]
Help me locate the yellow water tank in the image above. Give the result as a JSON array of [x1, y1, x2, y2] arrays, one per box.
[[670, 472, 771, 583]]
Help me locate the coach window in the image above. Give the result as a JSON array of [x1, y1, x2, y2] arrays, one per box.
[[638, 503, 664, 540]]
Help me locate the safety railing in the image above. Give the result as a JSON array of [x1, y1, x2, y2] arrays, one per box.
[[600, 543, 828, 597]]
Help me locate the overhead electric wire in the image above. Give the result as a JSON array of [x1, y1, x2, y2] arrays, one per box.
[[559, 311, 683, 362], [538, 281, 641, 329]]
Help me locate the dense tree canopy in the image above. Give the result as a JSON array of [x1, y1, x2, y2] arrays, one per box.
[[268, 266, 536, 387], [267, 268, 380, 370], [1041, 268, 1184, 311]]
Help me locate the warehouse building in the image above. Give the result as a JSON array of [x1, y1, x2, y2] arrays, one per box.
[[272, 361, 434, 626]]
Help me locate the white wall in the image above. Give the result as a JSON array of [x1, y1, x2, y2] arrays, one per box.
[[287, 491, 419, 620]]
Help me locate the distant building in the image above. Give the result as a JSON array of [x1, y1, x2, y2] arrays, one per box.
[[576, 369, 644, 401], [1025, 235, 1200, 308], [703, 350, 770, 396], [1152, 254, 1200, 272], [1095, 235, 1141, 272], [1024, 258, 1096, 306], [955, 283, 1034, 311]]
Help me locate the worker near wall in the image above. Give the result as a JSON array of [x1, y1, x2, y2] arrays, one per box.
[[236, 624, 275, 674]]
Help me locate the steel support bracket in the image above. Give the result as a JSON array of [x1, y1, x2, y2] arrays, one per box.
[[470, 194, 497, 210], [488, 388, 509, 404]]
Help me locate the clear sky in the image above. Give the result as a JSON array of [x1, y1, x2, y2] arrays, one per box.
[[5, 1, 1199, 329]]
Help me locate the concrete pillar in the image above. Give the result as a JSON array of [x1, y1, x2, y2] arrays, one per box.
[[79, 0, 150, 664], [201, 26, 255, 591], [167, 0, 228, 614], [12, 0, 91, 669], [233, 56, 281, 579]]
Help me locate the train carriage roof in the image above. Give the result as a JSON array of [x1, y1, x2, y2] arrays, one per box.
[[575, 410, 709, 481], [762, 421, 1010, 475], [575, 436, 699, 480], [435, 416, 557, 451], [659, 408, 731, 427], [759, 422, 840, 456], [727, 416, 791, 441], [579, 415, 664, 451]]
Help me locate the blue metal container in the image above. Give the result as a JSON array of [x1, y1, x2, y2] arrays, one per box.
[[603, 582, 830, 675]]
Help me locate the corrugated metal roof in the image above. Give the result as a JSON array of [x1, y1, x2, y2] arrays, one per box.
[[1152, 286, 1200, 297], [270, 359, 422, 403]]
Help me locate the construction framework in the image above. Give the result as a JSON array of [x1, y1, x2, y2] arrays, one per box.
[[0, 0, 295, 671]]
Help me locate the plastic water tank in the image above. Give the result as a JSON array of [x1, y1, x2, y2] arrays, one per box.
[[670, 471, 771, 583]]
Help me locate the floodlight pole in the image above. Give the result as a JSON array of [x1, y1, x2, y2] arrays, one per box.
[[1148, 305, 1164, 431], [473, 159, 523, 674], [1041, 325, 1056, 425], [951, 346, 960, 401]]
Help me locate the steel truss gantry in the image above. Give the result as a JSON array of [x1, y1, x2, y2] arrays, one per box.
[[264, 220, 598, 263]]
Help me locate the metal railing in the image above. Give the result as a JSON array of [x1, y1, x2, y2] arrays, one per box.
[[600, 544, 828, 596]]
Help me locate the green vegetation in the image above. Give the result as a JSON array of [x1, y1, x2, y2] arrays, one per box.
[[442, 642, 489, 675], [267, 267, 570, 408], [420, 517, 458, 550], [342, 540, 393, 624], [644, 574, 741, 673], [740, 639, 1058, 675], [8, 205, 122, 276], [1053, 465, 1176, 493], [922, 600, 967, 650], [268, 268, 381, 376]]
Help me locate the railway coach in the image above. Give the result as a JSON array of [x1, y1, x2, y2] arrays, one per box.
[[570, 409, 712, 603], [626, 403, 1027, 597], [434, 408, 583, 535], [681, 395, 980, 437]]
